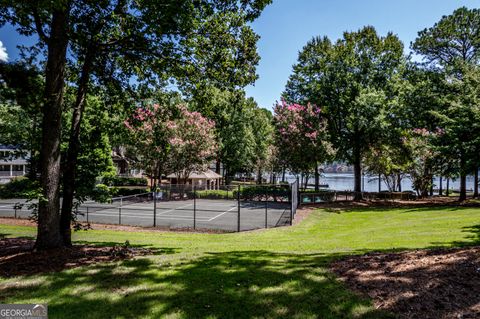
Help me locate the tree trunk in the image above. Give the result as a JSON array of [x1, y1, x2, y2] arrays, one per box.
[[256, 167, 262, 184], [378, 173, 381, 193], [446, 178, 450, 196], [439, 176, 443, 196], [397, 174, 402, 192], [459, 154, 467, 201], [459, 173, 467, 201], [314, 164, 319, 191], [60, 49, 94, 246], [281, 167, 286, 183], [353, 153, 362, 200], [474, 168, 479, 198], [215, 157, 221, 174], [429, 176, 434, 197], [35, 8, 70, 250]]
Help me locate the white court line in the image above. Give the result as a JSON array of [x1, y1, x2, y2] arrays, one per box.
[[156, 203, 193, 216], [207, 206, 237, 221]]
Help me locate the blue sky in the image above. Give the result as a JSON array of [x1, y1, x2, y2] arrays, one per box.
[[1, 1, 479, 109]]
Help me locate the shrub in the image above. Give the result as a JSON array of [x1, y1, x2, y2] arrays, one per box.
[[195, 189, 232, 199], [238, 185, 290, 202], [103, 176, 148, 187], [0, 177, 39, 199], [114, 187, 149, 197]]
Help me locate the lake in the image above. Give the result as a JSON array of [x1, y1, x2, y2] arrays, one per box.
[[285, 173, 476, 193]]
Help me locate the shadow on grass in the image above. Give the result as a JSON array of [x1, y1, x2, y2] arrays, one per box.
[[430, 224, 480, 248], [0, 250, 394, 319]]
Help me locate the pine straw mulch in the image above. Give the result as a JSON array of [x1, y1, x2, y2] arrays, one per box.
[[0, 237, 153, 277], [330, 246, 480, 319]]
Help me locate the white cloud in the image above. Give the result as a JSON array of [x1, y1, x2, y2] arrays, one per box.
[[0, 41, 8, 62]]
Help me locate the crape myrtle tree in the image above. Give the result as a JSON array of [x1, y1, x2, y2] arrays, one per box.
[[123, 102, 176, 188], [273, 101, 334, 191], [412, 6, 480, 201], [0, 0, 271, 249], [124, 103, 216, 186], [284, 27, 404, 199], [166, 107, 217, 184]]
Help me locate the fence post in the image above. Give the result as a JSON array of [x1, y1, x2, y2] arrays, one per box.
[[86, 206, 89, 223], [237, 185, 241, 232], [153, 190, 157, 227], [264, 187, 268, 228], [14, 203, 17, 219], [193, 185, 196, 230], [119, 207, 122, 224]]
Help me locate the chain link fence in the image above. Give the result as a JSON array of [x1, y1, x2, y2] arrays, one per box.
[[0, 182, 300, 232]]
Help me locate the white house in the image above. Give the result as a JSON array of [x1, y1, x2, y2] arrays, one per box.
[[0, 145, 28, 184]]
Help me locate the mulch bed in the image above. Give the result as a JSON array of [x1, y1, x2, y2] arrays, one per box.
[[331, 247, 480, 319], [303, 196, 479, 210], [0, 237, 152, 277]]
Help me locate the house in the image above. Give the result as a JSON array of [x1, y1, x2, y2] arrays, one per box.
[[0, 145, 29, 184], [166, 169, 223, 189]]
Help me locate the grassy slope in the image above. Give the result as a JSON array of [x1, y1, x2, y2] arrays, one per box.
[[0, 206, 479, 319]]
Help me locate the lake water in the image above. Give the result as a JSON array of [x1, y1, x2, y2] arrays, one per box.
[[285, 173, 476, 193]]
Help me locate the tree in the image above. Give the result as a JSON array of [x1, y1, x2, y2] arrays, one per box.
[[166, 107, 217, 184], [274, 101, 333, 190], [284, 26, 404, 199], [124, 102, 176, 188], [1, 0, 270, 248], [0, 62, 43, 175], [412, 6, 480, 200], [403, 129, 441, 198], [434, 63, 480, 200], [251, 108, 273, 184]]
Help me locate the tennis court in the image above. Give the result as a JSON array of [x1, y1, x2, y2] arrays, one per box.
[[76, 198, 291, 231], [0, 182, 298, 232]]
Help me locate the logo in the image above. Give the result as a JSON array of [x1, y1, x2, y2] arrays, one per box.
[[0, 304, 48, 319]]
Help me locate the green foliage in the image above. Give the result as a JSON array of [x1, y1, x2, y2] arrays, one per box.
[[238, 185, 290, 202], [103, 176, 148, 187], [90, 184, 115, 203], [0, 177, 39, 199], [195, 189, 231, 199], [114, 187, 149, 197], [190, 88, 271, 181], [284, 26, 404, 192], [412, 7, 480, 67]]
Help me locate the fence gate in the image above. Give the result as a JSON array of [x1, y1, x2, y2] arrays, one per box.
[[290, 180, 299, 224]]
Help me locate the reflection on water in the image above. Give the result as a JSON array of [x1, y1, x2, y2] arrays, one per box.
[[285, 173, 475, 192]]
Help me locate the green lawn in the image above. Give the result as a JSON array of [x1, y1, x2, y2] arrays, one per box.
[[1, 206, 479, 318]]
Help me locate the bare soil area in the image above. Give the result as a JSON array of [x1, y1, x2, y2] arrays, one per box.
[[331, 247, 480, 319]]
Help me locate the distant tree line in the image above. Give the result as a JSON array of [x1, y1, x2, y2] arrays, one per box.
[[280, 7, 480, 201]]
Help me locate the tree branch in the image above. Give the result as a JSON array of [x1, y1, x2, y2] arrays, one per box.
[[33, 6, 49, 43]]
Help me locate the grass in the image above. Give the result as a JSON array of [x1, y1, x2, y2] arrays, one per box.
[[1, 206, 480, 318]]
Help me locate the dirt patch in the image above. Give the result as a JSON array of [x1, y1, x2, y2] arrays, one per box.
[[0, 217, 230, 234], [293, 208, 316, 225], [331, 247, 480, 319], [0, 237, 153, 277]]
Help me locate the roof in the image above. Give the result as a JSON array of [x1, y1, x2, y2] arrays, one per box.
[[167, 169, 222, 179], [0, 145, 22, 150]]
